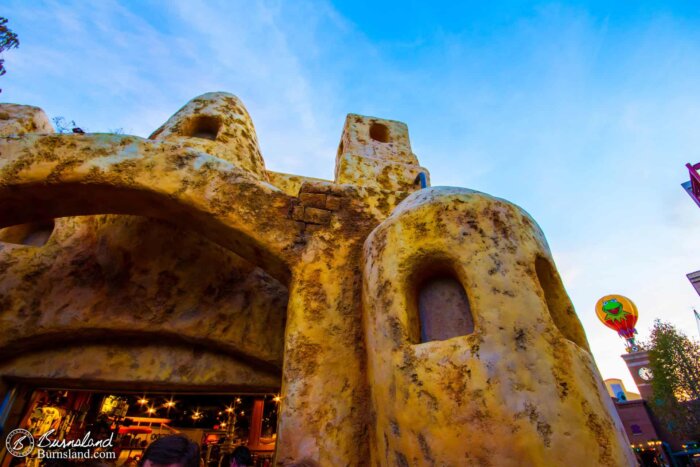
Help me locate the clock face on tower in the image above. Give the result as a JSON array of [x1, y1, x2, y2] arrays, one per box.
[[638, 367, 653, 381]]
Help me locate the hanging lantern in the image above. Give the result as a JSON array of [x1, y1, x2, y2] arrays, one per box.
[[595, 294, 639, 352]]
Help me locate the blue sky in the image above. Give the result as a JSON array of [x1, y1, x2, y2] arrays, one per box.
[[3, 0, 700, 391]]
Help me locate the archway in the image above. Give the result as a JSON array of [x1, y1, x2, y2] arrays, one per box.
[[0, 134, 301, 464], [0, 214, 289, 466]]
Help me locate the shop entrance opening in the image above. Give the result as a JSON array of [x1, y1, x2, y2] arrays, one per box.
[[1, 386, 280, 467]]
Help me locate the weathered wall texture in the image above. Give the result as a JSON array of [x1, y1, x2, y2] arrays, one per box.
[[0, 344, 279, 392], [0, 215, 287, 371], [362, 188, 634, 466], [0, 104, 52, 136], [150, 92, 268, 179], [0, 93, 634, 466]]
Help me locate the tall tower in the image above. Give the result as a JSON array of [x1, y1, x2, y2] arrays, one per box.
[[621, 351, 654, 401]]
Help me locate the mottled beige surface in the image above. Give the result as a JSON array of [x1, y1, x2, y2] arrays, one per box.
[[0, 132, 297, 282], [0, 343, 279, 391], [0, 215, 287, 369], [0, 103, 53, 136], [150, 92, 268, 179], [363, 188, 634, 466], [335, 114, 429, 192], [266, 171, 328, 197], [0, 95, 633, 466]]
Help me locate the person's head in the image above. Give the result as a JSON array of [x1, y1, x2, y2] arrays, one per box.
[[81, 460, 115, 467], [286, 460, 319, 467], [140, 435, 200, 467], [229, 445, 252, 467]]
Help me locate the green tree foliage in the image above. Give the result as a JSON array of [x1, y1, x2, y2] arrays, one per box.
[[0, 17, 19, 92], [645, 320, 700, 441]]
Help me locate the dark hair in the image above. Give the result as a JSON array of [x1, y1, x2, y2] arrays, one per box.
[[287, 460, 319, 467], [140, 435, 200, 467], [229, 445, 252, 466]]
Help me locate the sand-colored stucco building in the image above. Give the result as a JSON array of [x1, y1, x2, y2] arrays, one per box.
[[0, 93, 635, 466]]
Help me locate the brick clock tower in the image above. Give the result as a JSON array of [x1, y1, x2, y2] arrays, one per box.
[[622, 350, 654, 400]]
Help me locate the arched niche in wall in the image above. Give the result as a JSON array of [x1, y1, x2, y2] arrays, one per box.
[[184, 115, 221, 140], [534, 256, 589, 350], [0, 220, 55, 247], [369, 122, 390, 143], [409, 260, 474, 344]]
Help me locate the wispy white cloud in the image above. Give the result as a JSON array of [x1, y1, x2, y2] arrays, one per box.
[[3, 0, 362, 178]]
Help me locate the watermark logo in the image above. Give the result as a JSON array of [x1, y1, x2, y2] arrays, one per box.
[[5, 429, 116, 460], [5, 428, 34, 458]]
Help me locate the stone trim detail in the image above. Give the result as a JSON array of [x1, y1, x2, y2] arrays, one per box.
[[290, 182, 344, 231]]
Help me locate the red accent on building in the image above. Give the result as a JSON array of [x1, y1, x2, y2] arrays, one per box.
[[247, 398, 264, 450], [684, 162, 700, 208]]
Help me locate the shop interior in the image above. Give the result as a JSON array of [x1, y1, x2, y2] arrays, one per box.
[[3, 388, 280, 467]]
